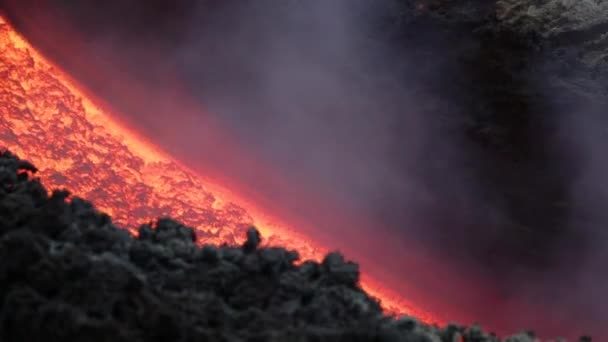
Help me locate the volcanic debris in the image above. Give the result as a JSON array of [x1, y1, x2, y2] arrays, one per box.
[[0, 149, 590, 341]]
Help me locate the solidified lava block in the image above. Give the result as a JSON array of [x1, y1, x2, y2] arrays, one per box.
[[0, 149, 591, 341]]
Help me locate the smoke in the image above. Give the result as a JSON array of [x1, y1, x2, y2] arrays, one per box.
[[3, 0, 608, 338], [167, 0, 492, 254], [162, 0, 498, 323], [538, 79, 608, 334], [483, 0, 608, 335], [160, 1, 608, 337], [174, 1, 434, 228]]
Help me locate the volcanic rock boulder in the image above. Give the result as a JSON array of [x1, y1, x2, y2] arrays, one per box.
[[0, 149, 591, 341]]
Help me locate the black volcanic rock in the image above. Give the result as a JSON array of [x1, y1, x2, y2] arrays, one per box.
[[0, 149, 592, 341]]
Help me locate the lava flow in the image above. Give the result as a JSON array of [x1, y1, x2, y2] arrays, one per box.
[[0, 16, 438, 324]]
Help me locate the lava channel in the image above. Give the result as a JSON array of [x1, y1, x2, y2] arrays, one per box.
[[0, 15, 439, 325]]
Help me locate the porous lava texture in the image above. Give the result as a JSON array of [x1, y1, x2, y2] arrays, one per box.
[[0, 150, 594, 342]]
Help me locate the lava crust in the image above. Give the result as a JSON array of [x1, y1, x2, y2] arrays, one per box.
[[0, 149, 592, 342], [0, 16, 434, 321]]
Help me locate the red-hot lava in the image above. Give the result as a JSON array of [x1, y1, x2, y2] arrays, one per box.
[[5, 10, 603, 339], [0, 15, 441, 324]]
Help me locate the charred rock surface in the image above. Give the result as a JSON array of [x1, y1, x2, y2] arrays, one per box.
[[0, 150, 591, 341]]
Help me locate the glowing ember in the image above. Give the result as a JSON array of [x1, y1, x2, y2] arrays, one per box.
[[0, 16, 437, 324]]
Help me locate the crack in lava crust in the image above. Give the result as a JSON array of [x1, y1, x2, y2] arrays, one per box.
[[0, 16, 437, 324]]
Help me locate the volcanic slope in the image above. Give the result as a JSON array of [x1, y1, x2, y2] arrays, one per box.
[[0, 149, 586, 342], [0, 16, 434, 321]]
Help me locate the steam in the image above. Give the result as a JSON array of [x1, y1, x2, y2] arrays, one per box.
[[3, 0, 608, 338], [542, 83, 608, 334], [171, 0, 478, 244], [156, 1, 608, 337], [169, 0, 493, 320], [491, 0, 608, 335], [176, 0, 427, 213]]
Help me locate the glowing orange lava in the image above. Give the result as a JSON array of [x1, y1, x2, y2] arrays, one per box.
[[0, 16, 437, 324]]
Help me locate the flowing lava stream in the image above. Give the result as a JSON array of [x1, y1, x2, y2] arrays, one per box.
[[0, 16, 439, 325]]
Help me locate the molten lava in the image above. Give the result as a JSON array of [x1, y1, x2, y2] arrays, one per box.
[[0, 16, 437, 324]]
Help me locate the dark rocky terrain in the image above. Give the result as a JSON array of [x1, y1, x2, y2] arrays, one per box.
[[0, 149, 594, 342]]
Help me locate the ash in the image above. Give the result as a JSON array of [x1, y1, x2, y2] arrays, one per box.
[[0, 150, 590, 342]]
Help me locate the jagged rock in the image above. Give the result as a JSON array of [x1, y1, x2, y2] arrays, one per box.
[[0, 150, 592, 341]]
